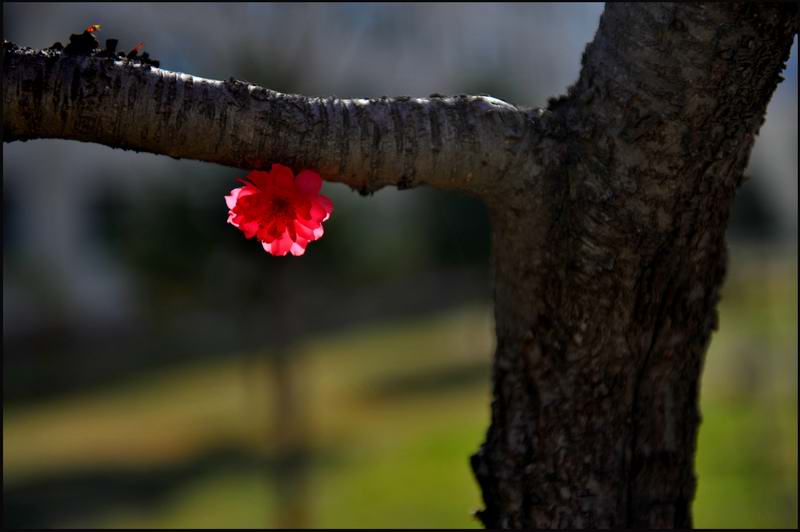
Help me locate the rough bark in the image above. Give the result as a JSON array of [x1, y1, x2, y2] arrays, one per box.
[[2, 2, 796, 529], [472, 3, 797, 528], [2, 40, 533, 199]]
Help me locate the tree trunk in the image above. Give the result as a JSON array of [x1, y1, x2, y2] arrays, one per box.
[[3, 2, 796, 528], [471, 3, 797, 528]]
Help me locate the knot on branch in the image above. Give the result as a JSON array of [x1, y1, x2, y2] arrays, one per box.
[[42, 26, 161, 68]]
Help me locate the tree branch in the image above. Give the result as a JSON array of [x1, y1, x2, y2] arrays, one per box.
[[2, 41, 537, 198]]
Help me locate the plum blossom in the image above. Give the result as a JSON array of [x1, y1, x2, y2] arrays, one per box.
[[225, 164, 333, 256]]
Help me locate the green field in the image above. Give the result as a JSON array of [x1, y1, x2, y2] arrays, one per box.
[[3, 253, 796, 528]]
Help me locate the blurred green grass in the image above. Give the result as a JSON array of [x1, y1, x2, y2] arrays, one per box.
[[3, 252, 796, 528]]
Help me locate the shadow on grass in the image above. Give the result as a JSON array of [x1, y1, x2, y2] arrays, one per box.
[[3, 443, 329, 529]]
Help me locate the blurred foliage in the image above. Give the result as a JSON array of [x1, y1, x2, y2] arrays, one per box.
[[84, 173, 490, 302], [4, 251, 797, 528]]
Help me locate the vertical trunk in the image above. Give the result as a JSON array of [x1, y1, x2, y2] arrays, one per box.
[[473, 205, 725, 528], [472, 3, 797, 528]]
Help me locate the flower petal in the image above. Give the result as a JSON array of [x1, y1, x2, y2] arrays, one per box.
[[317, 194, 334, 214], [239, 184, 259, 198], [294, 220, 316, 240], [245, 171, 272, 190], [289, 238, 308, 256], [225, 187, 243, 209], [270, 231, 293, 256], [296, 170, 322, 195], [271, 164, 295, 189], [241, 221, 259, 239], [257, 221, 281, 243], [310, 202, 330, 223]]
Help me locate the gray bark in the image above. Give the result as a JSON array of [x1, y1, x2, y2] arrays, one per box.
[[3, 2, 796, 528], [2, 41, 532, 199]]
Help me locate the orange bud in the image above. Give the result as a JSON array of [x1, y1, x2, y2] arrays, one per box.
[[85, 24, 102, 33]]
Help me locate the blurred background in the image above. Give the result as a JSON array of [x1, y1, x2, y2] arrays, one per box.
[[2, 3, 797, 528]]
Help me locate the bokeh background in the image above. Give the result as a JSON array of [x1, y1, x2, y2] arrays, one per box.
[[3, 3, 797, 528]]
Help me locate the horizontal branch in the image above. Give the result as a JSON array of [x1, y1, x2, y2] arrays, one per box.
[[3, 41, 538, 197]]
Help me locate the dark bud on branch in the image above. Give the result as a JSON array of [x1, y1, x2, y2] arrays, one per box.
[[64, 29, 99, 55]]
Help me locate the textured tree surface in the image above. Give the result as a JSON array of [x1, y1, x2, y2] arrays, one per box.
[[3, 2, 797, 529]]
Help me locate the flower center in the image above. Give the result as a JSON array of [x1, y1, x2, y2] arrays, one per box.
[[270, 196, 292, 217]]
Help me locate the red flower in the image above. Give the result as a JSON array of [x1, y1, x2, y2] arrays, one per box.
[[225, 164, 333, 256]]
